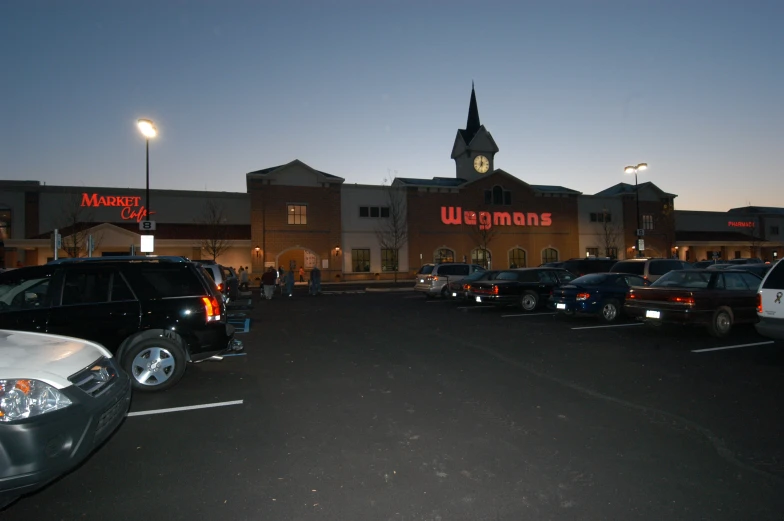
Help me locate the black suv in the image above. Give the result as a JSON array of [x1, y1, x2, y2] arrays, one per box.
[[560, 258, 617, 277], [0, 257, 241, 392]]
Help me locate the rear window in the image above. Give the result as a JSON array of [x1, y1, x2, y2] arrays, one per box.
[[652, 271, 711, 289], [649, 260, 686, 276], [611, 261, 645, 275], [571, 273, 610, 285], [417, 265, 435, 275], [762, 262, 784, 289], [129, 265, 207, 298]]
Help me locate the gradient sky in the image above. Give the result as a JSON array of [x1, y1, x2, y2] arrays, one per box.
[[2, 1, 782, 211]]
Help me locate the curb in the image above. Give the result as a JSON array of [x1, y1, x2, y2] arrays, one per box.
[[364, 287, 416, 293]]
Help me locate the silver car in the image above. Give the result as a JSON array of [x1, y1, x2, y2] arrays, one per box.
[[414, 263, 485, 298]]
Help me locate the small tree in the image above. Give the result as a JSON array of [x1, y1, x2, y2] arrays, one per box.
[[467, 209, 498, 268], [197, 200, 233, 261], [58, 193, 101, 258], [375, 184, 408, 282], [600, 208, 622, 259]]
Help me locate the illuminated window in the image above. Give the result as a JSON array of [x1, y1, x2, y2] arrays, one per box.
[[381, 249, 397, 271], [0, 208, 10, 240], [287, 205, 307, 225], [542, 248, 558, 264], [642, 214, 654, 230], [509, 248, 527, 268], [586, 247, 599, 257], [435, 248, 454, 264], [352, 249, 370, 272], [471, 248, 490, 268]]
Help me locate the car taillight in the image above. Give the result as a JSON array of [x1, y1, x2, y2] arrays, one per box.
[[492, 285, 499, 295], [217, 282, 223, 292], [576, 292, 590, 301], [756, 293, 762, 313], [427, 275, 438, 282], [202, 296, 222, 322], [463, 284, 470, 290], [668, 296, 695, 304], [627, 291, 637, 299]]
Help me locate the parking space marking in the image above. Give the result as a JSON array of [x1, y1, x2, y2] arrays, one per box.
[[691, 341, 775, 353], [570, 323, 645, 330], [127, 400, 244, 417], [228, 317, 251, 333], [221, 352, 247, 357], [502, 312, 555, 318]]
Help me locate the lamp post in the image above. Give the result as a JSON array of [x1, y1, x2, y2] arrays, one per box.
[[624, 163, 648, 257], [137, 119, 157, 221]]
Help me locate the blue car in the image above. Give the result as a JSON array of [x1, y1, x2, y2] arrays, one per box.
[[549, 272, 650, 322]]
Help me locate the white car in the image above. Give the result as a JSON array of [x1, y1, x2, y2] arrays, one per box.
[[756, 260, 784, 340], [0, 330, 131, 509]]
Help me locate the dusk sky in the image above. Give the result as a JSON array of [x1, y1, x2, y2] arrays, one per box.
[[2, 1, 782, 212]]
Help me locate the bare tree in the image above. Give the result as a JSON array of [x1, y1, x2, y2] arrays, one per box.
[[375, 184, 408, 282], [197, 200, 233, 261], [600, 208, 622, 259], [466, 209, 498, 268], [58, 194, 101, 258]]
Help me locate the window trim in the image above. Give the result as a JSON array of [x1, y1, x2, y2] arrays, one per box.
[[287, 203, 308, 225]]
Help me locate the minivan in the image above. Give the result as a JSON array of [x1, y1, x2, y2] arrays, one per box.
[[414, 263, 484, 298], [609, 258, 691, 282]]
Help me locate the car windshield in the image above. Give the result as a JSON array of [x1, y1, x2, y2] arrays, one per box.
[[417, 265, 434, 275], [571, 274, 609, 285], [463, 270, 489, 282], [652, 271, 712, 289]]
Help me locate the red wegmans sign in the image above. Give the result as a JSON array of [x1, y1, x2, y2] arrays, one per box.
[[441, 206, 552, 230], [80, 193, 155, 222]]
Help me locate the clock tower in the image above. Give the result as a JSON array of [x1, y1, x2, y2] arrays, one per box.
[[450, 83, 499, 183]]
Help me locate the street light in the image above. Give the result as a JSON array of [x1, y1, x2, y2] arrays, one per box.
[[624, 163, 648, 257], [137, 119, 157, 222]]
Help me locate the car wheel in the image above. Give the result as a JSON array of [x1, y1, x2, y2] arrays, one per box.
[[123, 337, 187, 392], [599, 299, 620, 323], [520, 291, 538, 311], [708, 307, 733, 338]]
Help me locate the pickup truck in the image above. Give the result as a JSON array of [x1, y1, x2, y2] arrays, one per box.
[[469, 268, 576, 311]]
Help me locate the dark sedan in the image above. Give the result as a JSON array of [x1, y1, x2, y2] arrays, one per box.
[[446, 270, 499, 301], [549, 273, 650, 323], [470, 268, 576, 310], [624, 269, 762, 337]]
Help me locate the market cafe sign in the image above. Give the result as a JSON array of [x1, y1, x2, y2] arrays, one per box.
[[728, 221, 755, 228], [80, 193, 155, 222], [441, 206, 552, 230]]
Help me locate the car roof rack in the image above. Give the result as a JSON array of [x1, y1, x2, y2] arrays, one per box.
[[48, 255, 191, 264]]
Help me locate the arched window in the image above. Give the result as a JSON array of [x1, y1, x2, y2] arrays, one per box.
[[541, 248, 559, 264], [509, 248, 526, 268], [435, 248, 454, 264], [471, 248, 491, 268], [492, 186, 503, 205]]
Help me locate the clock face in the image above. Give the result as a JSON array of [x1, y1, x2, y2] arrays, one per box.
[[474, 155, 490, 173]]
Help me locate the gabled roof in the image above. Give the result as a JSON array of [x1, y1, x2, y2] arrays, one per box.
[[246, 159, 344, 182], [530, 185, 582, 195], [594, 181, 676, 198]]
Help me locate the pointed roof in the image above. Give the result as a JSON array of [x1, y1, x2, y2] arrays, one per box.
[[245, 159, 344, 183], [463, 82, 481, 143], [594, 181, 676, 198]]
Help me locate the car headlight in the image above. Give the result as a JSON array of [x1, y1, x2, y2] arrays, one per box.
[[0, 379, 72, 422]]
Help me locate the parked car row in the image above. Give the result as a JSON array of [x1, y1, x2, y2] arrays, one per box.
[[418, 257, 783, 339], [0, 256, 245, 508]]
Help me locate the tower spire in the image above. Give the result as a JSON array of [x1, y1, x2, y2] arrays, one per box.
[[465, 82, 480, 136]]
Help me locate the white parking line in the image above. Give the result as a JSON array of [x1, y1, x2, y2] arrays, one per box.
[[127, 400, 244, 417], [502, 312, 555, 318], [691, 341, 775, 353], [571, 323, 645, 330]]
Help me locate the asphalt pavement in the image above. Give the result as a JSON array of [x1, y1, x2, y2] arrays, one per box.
[[4, 286, 783, 520]]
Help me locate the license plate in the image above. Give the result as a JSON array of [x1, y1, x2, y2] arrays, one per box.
[[452, 292, 457, 297], [475, 296, 482, 303], [646, 310, 661, 319], [556, 303, 566, 310]]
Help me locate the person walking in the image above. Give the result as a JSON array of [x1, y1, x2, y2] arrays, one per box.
[[309, 265, 321, 295], [239, 267, 249, 291], [261, 267, 277, 300], [285, 267, 295, 297], [277, 266, 285, 294], [299, 266, 305, 282]]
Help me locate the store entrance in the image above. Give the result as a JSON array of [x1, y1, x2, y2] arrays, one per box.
[[276, 247, 319, 280]]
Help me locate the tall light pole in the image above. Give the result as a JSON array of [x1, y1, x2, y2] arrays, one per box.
[[137, 119, 157, 220], [624, 163, 648, 257]]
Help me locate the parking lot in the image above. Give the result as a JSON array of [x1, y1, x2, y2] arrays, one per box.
[[4, 288, 784, 520]]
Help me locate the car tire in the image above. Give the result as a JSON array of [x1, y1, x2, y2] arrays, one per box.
[[599, 299, 620, 323], [520, 291, 538, 311], [123, 336, 187, 392], [440, 286, 449, 299], [707, 307, 733, 338]]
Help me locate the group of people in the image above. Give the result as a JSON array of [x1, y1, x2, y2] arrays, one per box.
[[259, 265, 321, 300]]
